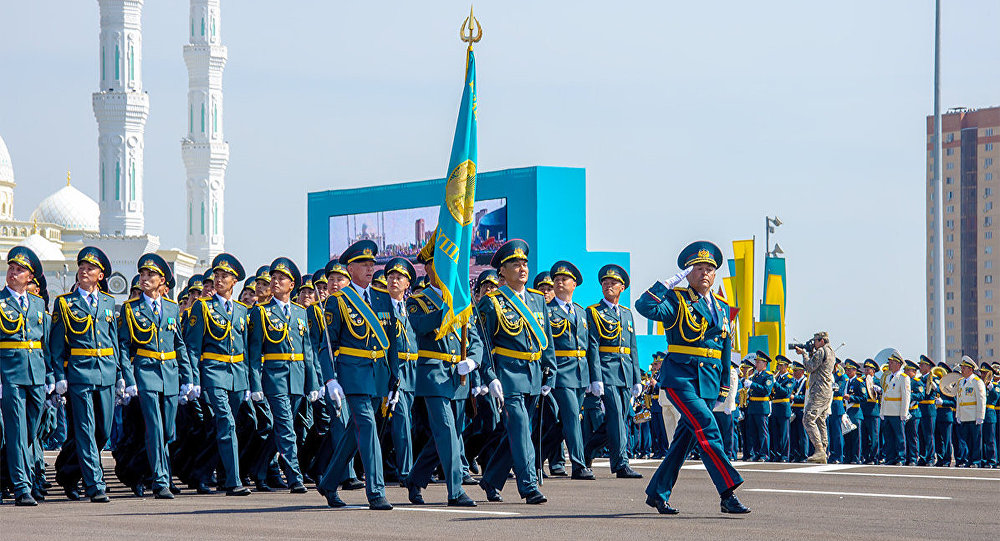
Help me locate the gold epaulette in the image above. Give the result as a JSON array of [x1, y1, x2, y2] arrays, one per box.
[[485, 290, 500, 297], [713, 292, 729, 306], [55, 292, 74, 299], [27, 291, 42, 299], [372, 285, 388, 294], [526, 287, 542, 295], [291, 301, 305, 309], [234, 299, 248, 309], [330, 290, 345, 298], [162, 297, 178, 305]]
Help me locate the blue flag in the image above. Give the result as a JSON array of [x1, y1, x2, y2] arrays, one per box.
[[431, 48, 478, 340]]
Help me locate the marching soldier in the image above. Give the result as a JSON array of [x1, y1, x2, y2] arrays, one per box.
[[477, 239, 555, 505], [879, 351, 909, 466], [843, 359, 866, 464], [902, 359, 924, 466], [743, 351, 773, 461], [404, 247, 480, 507], [955, 356, 986, 467], [316, 240, 397, 510], [544, 260, 595, 480], [117, 253, 193, 499], [0, 247, 50, 506], [934, 361, 956, 466], [381, 257, 418, 493], [185, 253, 253, 496], [51, 247, 121, 503], [769, 355, 794, 462], [981, 363, 997, 467], [247, 258, 320, 494], [789, 360, 808, 462], [916, 356, 938, 465], [636, 241, 748, 515], [586, 264, 643, 479]]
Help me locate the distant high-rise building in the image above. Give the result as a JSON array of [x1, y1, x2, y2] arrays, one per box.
[[926, 106, 1000, 365], [415, 218, 425, 246]]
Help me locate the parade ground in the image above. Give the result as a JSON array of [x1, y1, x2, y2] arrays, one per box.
[[4, 454, 996, 540]]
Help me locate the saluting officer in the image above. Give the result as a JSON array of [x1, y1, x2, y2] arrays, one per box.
[[545, 260, 595, 480], [51, 247, 122, 503], [117, 253, 193, 499], [477, 239, 556, 505], [247, 258, 320, 494], [0, 247, 50, 506], [185, 253, 253, 496], [317, 240, 397, 510], [404, 246, 480, 508], [636, 241, 748, 515], [743, 351, 773, 462], [586, 264, 643, 479]]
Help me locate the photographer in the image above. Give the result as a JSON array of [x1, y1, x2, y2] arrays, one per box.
[[794, 331, 835, 464]]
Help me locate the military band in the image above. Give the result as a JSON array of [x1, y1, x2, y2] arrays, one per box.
[[6, 240, 1000, 515]]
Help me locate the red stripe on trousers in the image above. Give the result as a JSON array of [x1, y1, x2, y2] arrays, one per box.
[[666, 387, 735, 488]]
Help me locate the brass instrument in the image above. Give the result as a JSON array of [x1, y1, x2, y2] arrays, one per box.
[[938, 372, 962, 398], [864, 374, 876, 400], [738, 387, 749, 408], [931, 366, 947, 380]]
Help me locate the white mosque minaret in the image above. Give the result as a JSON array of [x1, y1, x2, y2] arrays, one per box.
[[182, 0, 229, 263], [93, 0, 148, 236]]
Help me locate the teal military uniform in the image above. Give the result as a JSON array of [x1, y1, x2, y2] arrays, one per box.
[[546, 260, 593, 479], [789, 367, 809, 462], [981, 364, 997, 467], [843, 360, 866, 463], [405, 282, 483, 504], [769, 356, 794, 462], [903, 360, 924, 465], [934, 363, 956, 466], [859, 359, 881, 464], [379, 257, 418, 486], [478, 240, 556, 503], [185, 254, 252, 494], [636, 241, 746, 514], [917, 356, 938, 465], [51, 247, 122, 500], [586, 264, 642, 477], [118, 254, 192, 496], [744, 354, 773, 461], [317, 240, 398, 509], [0, 247, 51, 504]]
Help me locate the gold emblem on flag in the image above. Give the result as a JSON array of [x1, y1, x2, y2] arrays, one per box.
[[445, 159, 476, 226]]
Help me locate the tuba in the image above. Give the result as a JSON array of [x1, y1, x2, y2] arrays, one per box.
[[865, 374, 876, 400]]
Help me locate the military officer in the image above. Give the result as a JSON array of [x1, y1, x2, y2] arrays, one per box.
[[201, 270, 216, 299], [586, 264, 643, 479], [955, 356, 986, 467], [879, 351, 909, 466], [51, 247, 122, 503], [902, 359, 924, 466], [117, 253, 192, 499], [544, 260, 595, 480], [0, 247, 50, 506], [185, 253, 253, 496], [934, 361, 956, 466], [743, 351, 773, 461], [296, 273, 317, 306], [477, 239, 556, 505], [412, 275, 429, 294], [827, 359, 848, 464], [314, 270, 329, 304], [842, 359, 866, 464], [980, 363, 997, 467], [636, 241, 748, 515], [475, 269, 500, 300], [769, 355, 794, 462], [380, 257, 418, 492], [248, 258, 320, 493], [254, 266, 271, 305], [239, 280, 257, 306], [404, 246, 480, 507], [316, 240, 397, 510], [372, 270, 388, 293], [916, 356, 938, 465], [789, 360, 808, 462], [533, 272, 555, 304]]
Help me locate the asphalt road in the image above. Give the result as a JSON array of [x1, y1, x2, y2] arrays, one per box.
[[4, 454, 998, 540]]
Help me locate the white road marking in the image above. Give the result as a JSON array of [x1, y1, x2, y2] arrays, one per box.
[[338, 505, 518, 516], [745, 488, 950, 500], [736, 467, 1000, 482]]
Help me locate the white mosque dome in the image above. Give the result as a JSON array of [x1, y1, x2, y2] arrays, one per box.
[[17, 234, 64, 261], [0, 134, 13, 185], [30, 182, 100, 232]]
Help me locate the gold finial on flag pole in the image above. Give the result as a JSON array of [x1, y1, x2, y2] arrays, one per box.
[[460, 5, 482, 50]]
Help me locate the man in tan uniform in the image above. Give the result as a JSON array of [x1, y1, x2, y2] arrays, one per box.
[[795, 331, 835, 464]]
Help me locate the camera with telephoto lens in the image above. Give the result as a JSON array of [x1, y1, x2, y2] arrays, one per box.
[[788, 341, 815, 355]]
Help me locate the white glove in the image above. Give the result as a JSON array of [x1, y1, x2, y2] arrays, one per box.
[[55, 380, 68, 395], [180, 383, 191, 397], [189, 385, 201, 400], [45, 383, 55, 395], [387, 390, 400, 407], [723, 404, 733, 415], [325, 380, 345, 408], [631, 383, 643, 398], [541, 385, 552, 396], [116, 378, 126, 397], [879, 414, 885, 421], [874, 385, 883, 395], [488, 379, 505, 408], [250, 391, 264, 402], [742, 378, 752, 389], [0, 383, 3, 399], [125, 385, 138, 398], [902, 413, 910, 422], [977, 419, 984, 425], [713, 400, 725, 410], [308, 390, 320, 403], [178, 393, 188, 405], [934, 397, 943, 406], [664, 267, 693, 289], [244, 390, 251, 402], [590, 381, 605, 397], [478, 386, 490, 397], [456, 358, 477, 376]]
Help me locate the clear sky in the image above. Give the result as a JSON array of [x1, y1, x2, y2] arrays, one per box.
[[1, 1, 998, 362]]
